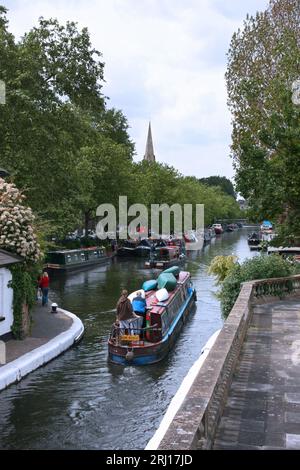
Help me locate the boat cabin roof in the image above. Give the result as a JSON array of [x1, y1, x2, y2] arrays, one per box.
[[47, 246, 103, 255], [144, 271, 190, 316], [166, 238, 184, 246], [268, 247, 300, 254], [0, 249, 24, 268]]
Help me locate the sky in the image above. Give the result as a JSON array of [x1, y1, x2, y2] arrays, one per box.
[[4, 0, 269, 181]]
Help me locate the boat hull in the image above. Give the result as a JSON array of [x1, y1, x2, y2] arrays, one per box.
[[144, 257, 185, 269], [108, 288, 196, 365], [249, 244, 263, 251], [117, 248, 151, 258], [248, 239, 260, 246], [46, 256, 112, 272], [116, 247, 136, 257], [133, 247, 151, 258]]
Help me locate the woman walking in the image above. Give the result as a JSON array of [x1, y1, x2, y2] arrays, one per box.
[[39, 272, 50, 306]]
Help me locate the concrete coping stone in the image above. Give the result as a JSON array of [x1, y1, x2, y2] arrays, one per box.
[[0, 307, 84, 391]]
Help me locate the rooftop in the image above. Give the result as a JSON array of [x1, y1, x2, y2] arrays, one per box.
[[0, 249, 24, 268]]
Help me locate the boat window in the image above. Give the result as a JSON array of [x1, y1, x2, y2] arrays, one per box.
[[164, 289, 186, 329], [161, 311, 169, 336], [66, 255, 72, 263]]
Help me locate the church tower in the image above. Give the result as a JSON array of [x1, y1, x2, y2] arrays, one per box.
[[144, 122, 156, 162]]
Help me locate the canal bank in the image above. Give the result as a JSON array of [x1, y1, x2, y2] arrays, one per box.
[[0, 229, 256, 450], [145, 328, 221, 449], [0, 304, 84, 391]]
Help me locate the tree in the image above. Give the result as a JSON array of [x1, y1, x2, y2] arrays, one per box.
[[198, 176, 236, 198], [0, 9, 135, 237], [75, 137, 133, 236], [226, 0, 300, 241], [129, 165, 241, 229], [19, 17, 105, 112], [100, 108, 135, 155]]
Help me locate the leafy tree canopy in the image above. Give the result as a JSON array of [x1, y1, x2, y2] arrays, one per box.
[[0, 6, 241, 246], [198, 176, 236, 198], [226, 0, 300, 243]]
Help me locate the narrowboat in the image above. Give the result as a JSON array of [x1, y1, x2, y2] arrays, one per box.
[[184, 231, 198, 244], [184, 230, 205, 250], [133, 239, 152, 257], [226, 223, 238, 232], [116, 239, 153, 258], [268, 246, 300, 262], [145, 238, 186, 269], [108, 269, 197, 365], [116, 239, 138, 257], [212, 223, 223, 235], [45, 246, 111, 272], [260, 220, 273, 233], [247, 232, 261, 246]]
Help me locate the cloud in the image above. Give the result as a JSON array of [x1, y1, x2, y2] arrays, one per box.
[[4, 0, 270, 180]]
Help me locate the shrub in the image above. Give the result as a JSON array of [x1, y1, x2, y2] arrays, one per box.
[[207, 255, 238, 283], [215, 254, 297, 318]]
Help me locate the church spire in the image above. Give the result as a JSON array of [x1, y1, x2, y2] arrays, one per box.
[[144, 122, 155, 162]]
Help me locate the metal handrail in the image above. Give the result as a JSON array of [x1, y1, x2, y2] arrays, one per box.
[[109, 322, 161, 340]]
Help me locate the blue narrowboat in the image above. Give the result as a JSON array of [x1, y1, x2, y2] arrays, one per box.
[[108, 270, 196, 365]]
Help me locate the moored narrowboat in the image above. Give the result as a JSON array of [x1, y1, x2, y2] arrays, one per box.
[[260, 220, 273, 233], [116, 239, 138, 257], [116, 239, 153, 257], [267, 246, 300, 262], [247, 232, 261, 246], [45, 246, 111, 272], [133, 239, 152, 257], [145, 238, 186, 269], [212, 223, 223, 235], [108, 269, 197, 365]]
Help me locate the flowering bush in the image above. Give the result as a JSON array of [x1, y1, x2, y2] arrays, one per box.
[[0, 178, 41, 262]]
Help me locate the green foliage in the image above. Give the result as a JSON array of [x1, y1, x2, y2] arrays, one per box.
[[198, 176, 236, 199], [226, 0, 300, 240], [0, 9, 134, 234], [9, 264, 36, 339], [0, 8, 242, 240], [208, 255, 238, 283], [128, 163, 241, 229], [218, 254, 296, 317]]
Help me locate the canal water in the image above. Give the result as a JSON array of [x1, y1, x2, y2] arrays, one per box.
[[0, 229, 257, 450]]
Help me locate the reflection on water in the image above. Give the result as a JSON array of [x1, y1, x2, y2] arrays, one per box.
[[0, 229, 257, 449]]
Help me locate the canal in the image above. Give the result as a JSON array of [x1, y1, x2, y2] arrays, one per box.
[[0, 229, 257, 450]]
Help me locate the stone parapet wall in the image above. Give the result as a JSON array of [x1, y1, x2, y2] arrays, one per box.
[[158, 274, 300, 450]]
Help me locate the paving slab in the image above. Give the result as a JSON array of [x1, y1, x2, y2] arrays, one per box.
[[1, 303, 72, 365], [213, 299, 300, 449]]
